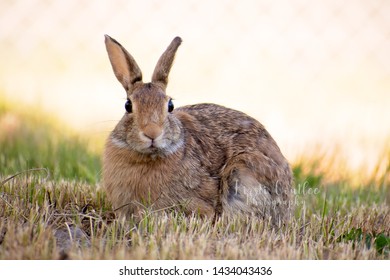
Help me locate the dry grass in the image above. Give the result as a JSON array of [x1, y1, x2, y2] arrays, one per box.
[[0, 173, 389, 260]]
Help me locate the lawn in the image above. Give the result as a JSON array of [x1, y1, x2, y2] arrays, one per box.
[[0, 96, 389, 259]]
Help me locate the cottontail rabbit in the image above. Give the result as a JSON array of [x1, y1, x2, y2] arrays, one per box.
[[103, 35, 293, 223]]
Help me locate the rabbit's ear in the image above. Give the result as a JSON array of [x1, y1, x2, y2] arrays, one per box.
[[151, 37, 182, 91], [105, 35, 142, 92]]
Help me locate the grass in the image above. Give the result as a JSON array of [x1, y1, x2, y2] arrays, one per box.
[[0, 98, 101, 183], [0, 96, 389, 260]]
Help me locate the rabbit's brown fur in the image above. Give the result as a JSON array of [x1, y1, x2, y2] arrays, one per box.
[[103, 35, 293, 223]]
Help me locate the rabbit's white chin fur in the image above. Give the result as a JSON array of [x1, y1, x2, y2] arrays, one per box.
[[110, 134, 184, 156]]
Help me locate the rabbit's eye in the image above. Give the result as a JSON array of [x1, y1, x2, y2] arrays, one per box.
[[168, 99, 174, 112], [125, 99, 132, 113]]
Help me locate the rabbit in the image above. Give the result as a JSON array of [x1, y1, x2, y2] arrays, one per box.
[[102, 35, 294, 224]]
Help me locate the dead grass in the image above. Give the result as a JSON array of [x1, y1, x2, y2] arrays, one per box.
[[0, 173, 388, 260]]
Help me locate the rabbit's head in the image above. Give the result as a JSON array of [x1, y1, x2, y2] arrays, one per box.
[[105, 35, 183, 156]]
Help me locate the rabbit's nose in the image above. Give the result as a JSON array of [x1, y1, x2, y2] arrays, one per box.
[[142, 124, 163, 140]]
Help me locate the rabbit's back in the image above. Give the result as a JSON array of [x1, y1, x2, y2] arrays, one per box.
[[176, 103, 287, 168]]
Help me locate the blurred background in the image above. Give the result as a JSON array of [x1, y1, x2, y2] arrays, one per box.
[[0, 0, 389, 176]]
